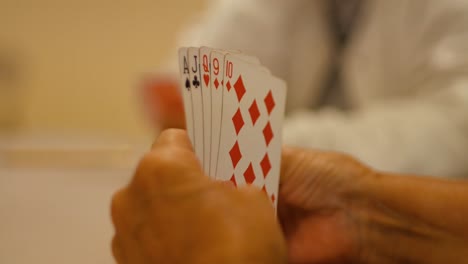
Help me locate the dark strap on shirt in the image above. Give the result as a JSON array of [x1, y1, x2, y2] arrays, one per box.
[[316, 0, 364, 109]]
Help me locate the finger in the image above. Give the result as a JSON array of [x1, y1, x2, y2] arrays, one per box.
[[279, 147, 325, 209], [151, 128, 193, 151], [111, 235, 126, 264], [237, 185, 275, 212], [133, 130, 206, 195], [221, 180, 236, 189], [280, 146, 307, 185], [111, 188, 137, 236]]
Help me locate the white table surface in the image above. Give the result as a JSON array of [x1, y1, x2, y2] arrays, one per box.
[[0, 135, 144, 264], [0, 167, 133, 264]]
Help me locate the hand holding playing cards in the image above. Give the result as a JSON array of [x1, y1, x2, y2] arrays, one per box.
[[111, 129, 468, 264], [280, 147, 468, 264], [111, 129, 286, 264], [279, 147, 370, 263]]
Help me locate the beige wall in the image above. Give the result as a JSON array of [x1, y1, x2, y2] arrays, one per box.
[[0, 0, 205, 139]]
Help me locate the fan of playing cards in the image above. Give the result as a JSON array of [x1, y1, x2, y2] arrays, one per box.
[[178, 47, 287, 208]]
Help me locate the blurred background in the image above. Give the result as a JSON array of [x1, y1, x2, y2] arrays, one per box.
[[0, 0, 204, 263], [0, 0, 206, 138], [2, 0, 467, 263]]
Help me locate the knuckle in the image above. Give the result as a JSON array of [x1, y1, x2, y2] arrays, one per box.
[[238, 185, 275, 213], [159, 128, 187, 142], [137, 152, 164, 174], [240, 185, 266, 200], [110, 188, 129, 229], [138, 151, 161, 171], [240, 184, 258, 194], [138, 147, 187, 173], [111, 235, 124, 264], [132, 147, 195, 191], [132, 151, 165, 190], [111, 235, 118, 257], [150, 139, 158, 150]]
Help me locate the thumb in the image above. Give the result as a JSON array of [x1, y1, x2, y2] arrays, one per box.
[[280, 146, 308, 185], [151, 128, 193, 151], [131, 129, 205, 194]]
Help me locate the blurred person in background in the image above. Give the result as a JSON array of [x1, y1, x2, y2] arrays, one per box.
[[149, 0, 468, 178]]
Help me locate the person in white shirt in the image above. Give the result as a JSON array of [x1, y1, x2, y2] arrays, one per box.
[[153, 0, 468, 177]]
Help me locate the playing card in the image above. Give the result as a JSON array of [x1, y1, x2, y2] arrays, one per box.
[[201, 48, 262, 177], [200, 46, 213, 175], [209, 50, 265, 179], [223, 52, 269, 73], [208, 50, 228, 179], [177, 48, 195, 147], [187, 47, 205, 168], [216, 54, 286, 208]]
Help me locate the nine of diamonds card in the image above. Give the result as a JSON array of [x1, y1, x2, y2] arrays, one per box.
[[178, 47, 286, 209]]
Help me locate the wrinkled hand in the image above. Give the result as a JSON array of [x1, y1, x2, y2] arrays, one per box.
[[111, 129, 286, 264], [279, 147, 374, 263]]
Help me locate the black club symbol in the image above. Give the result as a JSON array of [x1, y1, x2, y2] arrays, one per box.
[[192, 76, 200, 88]]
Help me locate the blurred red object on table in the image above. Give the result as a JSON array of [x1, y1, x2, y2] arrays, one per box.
[[140, 74, 185, 130]]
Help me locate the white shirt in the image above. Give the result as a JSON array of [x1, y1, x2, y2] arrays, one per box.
[[177, 0, 468, 177]]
